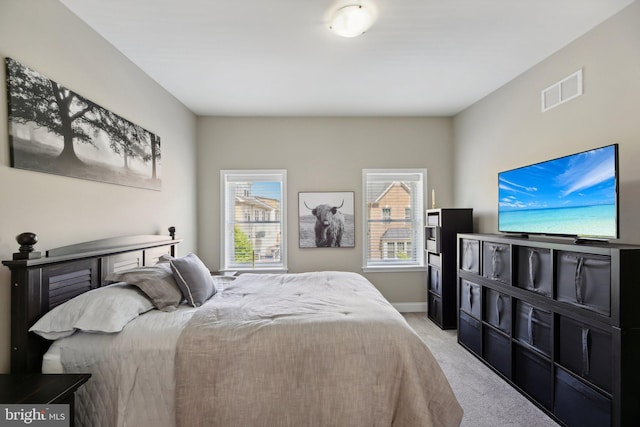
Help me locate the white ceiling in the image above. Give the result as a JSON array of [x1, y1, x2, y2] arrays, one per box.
[[59, 0, 635, 117]]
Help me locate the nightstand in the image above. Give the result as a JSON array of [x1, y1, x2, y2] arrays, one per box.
[[0, 373, 90, 427]]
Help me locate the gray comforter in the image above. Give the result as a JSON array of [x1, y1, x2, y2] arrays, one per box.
[[175, 271, 463, 427]]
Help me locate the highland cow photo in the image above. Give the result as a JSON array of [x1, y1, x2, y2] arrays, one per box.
[[299, 191, 355, 248]]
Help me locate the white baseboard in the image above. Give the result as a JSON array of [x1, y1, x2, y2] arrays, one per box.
[[392, 302, 427, 313]]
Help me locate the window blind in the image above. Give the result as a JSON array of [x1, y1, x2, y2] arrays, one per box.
[[363, 169, 426, 269], [221, 170, 287, 272]]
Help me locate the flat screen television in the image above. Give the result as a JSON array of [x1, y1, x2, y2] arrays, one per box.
[[498, 144, 619, 240]]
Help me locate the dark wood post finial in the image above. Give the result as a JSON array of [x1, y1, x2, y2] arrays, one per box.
[[13, 232, 42, 260], [168, 226, 176, 240]]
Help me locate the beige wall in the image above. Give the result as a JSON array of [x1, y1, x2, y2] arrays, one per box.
[[196, 117, 454, 304], [0, 0, 198, 372], [453, 1, 640, 243]]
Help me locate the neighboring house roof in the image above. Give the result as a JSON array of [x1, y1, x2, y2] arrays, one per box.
[[381, 228, 411, 240], [235, 195, 275, 211], [255, 196, 279, 208], [371, 182, 411, 204]]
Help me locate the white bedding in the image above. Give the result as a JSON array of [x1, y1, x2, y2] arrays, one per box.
[[43, 272, 462, 427], [41, 346, 63, 373], [44, 304, 199, 427]]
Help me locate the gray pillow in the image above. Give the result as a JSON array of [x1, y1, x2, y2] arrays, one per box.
[[170, 253, 216, 307], [106, 263, 183, 312]]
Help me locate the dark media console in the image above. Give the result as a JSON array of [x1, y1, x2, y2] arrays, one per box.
[[457, 233, 640, 427]]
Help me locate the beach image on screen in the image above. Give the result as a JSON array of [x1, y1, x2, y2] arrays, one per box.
[[498, 145, 617, 238]]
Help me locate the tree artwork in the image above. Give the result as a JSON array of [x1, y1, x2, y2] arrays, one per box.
[[5, 57, 161, 190]]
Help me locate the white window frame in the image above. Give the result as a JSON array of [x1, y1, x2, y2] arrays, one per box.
[[220, 169, 287, 273], [362, 168, 426, 272]]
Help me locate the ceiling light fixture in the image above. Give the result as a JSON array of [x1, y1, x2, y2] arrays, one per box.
[[329, 5, 374, 38]]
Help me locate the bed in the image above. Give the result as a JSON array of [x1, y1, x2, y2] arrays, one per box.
[[3, 231, 463, 427]]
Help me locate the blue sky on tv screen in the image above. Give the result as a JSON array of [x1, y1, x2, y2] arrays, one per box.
[[499, 145, 616, 213]]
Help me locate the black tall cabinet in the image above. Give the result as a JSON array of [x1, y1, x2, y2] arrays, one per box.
[[456, 233, 640, 427], [425, 208, 473, 329]]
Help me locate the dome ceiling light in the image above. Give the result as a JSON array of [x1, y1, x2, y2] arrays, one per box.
[[329, 5, 374, 38]]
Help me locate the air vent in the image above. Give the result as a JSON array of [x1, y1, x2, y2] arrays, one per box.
[[541, 69, 583, 112]]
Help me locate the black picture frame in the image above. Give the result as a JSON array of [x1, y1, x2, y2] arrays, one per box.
[[5, 57, 161, 190]]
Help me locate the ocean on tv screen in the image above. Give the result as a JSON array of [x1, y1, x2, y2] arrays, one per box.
[[499, 205, 616, 237]]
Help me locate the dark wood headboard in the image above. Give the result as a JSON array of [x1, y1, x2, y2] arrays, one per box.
[[2, 229, 182, 373]]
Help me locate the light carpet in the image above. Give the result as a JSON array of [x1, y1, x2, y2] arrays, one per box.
[[403, 313, 560, 427]]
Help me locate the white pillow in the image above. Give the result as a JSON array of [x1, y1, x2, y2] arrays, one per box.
[[29, 283, 154, 340]]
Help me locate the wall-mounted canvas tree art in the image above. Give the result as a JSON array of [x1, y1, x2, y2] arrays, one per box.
[[5, 58, 161, 190]]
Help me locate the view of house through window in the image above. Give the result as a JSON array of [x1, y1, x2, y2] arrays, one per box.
[[363, 169, 426, 269], [221, 170, 287, 272]]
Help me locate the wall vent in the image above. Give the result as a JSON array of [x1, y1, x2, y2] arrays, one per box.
[[541, 69, 583, 112]]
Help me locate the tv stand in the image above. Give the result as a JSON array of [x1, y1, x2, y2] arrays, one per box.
[[457, 233, 640, 427]]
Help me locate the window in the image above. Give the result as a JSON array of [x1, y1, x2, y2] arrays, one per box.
[[382, 207, 391, 223], [362, 169, 426, 271], [221, 170, 287, 272], [383, 241, 411, 260]]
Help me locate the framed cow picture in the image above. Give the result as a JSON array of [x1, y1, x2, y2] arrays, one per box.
[[298, 191, 355, 248]]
